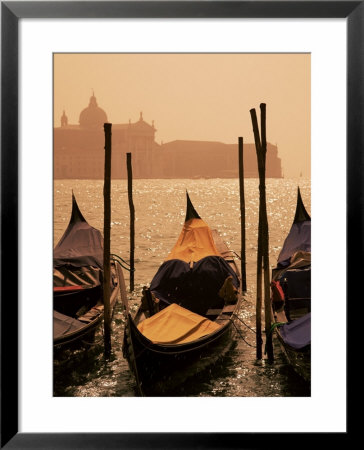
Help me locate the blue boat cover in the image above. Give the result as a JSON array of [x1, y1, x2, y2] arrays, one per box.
[[280, 312, 311, 349], [150, 255, 239, 316], [277, 188, 311, 268], [277, 221, 311, 267]]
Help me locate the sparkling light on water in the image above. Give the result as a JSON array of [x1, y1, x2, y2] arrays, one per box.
[[54, 178, 310, 397]]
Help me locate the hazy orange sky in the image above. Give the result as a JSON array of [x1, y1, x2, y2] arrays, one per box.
[[54, 53, 310, 178]]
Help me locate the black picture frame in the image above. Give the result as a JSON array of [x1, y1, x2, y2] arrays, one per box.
[[1, 1, 356, 448]]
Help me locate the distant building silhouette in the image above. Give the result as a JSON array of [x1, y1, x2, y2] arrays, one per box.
[[54, 94, 282, 179]]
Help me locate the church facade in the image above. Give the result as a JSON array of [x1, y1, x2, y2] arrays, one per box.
[[54, 95, 283, 179]]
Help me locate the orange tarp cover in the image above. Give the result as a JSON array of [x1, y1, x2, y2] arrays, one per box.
[[137, 303, 221, 344], [165, 218, 221, 263]]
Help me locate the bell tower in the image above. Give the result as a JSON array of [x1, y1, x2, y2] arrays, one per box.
[[61, 110, 68, 127]]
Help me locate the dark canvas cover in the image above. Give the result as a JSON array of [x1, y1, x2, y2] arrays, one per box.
[[150, 255, 239, 316], [280, 312, 311, 349], [150, 193, 240, 316], [54, 310, 85, 340], [54, 195, 103, 270], [280, 267, 311, 299]]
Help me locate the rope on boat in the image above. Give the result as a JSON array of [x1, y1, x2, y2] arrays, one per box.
[[230, 313, 258, 348], [80, 321, 106, 347], [221, 250, 241, 260], [231, 312, 257, 335], [111, 254, 134, 272], [231, 320, 256, 348], [111, 253, 130, 266], [264, 322, 287, 355], [267, 322, 287, 337], [231, 251, 241, 260]]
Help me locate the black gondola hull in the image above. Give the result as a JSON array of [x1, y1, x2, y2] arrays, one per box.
[[53, 194, 122, 354], [54, 317, 100, 350], [53, 261, 120, 353], [122, 193, 243, 396], [124, 313, 238, 396], [275, 329, 310, 382], [271, 187, 311, 383]]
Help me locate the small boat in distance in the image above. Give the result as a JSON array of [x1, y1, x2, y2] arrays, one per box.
[[123, 192, 242, 396], [271, 187, 311, 382], [53, 193, 122, 352]]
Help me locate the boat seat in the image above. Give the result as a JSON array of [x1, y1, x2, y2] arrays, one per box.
[[78, 305, 103, 323], [53, 284, 101, 317], [222, 304, 235, 314], [206, 304, 235, 318], [205, 308, 222, 318]]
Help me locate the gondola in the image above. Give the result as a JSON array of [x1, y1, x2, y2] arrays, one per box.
[[123, 192, 242, 396], [271, 187, 311, 382], [53, 193, 122, 352]]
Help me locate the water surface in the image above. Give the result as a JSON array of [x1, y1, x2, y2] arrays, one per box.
[[54, 177, 311, 397]]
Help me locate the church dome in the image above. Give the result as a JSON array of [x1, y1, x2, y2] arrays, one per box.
[[79, 94, 108, 129]]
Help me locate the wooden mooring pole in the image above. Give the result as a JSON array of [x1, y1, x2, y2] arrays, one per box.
[[250, 108, 263, 359], [250, 105, 274, 362], [238, 137, 247, 293], [103, 123, 112, 356], [260, 103, 274, 362], [126, 153, 135, 292]]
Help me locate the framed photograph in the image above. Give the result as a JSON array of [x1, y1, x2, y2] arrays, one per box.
[[2, 1, 357, 447]]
